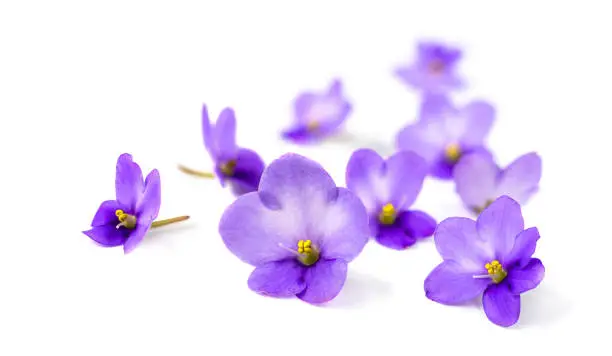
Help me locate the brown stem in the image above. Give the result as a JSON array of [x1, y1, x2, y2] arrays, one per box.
[[178, 164, 215, 178]]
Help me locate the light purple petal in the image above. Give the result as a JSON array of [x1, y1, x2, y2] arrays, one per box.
[[453, 153, 499, 209], [123, 221, 151, 254], [434, 217, 494, 271], [419, 94, 455, 122], [375, 223, 416, 250], [327, 78, 343, 96], [345, 148, 385, 212], [294, 93, 317, 124], [90, 200, 122, 227], [296, 259, 348, 304], [505, 227, 540, 267], [483, 283, 521, 327], [83, 225, 127, 247], [424, 261, 490, 305], [508, 258, 545, 294], [396, 122, 445, 165], [458, 100, 495, 146], [476, 196, 525, 260], [496, 153, 542, 204], [402, 210, 436, 238], [247, 260, 306, 297], [214, 108, 239, 161], [115, 153, 144, 210], [202, 104, 214, 156], [137, 169, 161, 221]]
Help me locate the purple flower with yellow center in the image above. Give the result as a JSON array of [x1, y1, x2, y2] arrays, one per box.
[[281, 79, 352, 143], [454, 152, 542, 214], [219, 153, 369, 304], [424, 196, 545, 327], [395, 41, 464, 94], [346, 149, 436, 250], [179, 105, 265, 196], [83, 154, 189, 254], [396, 95, 495, 179]]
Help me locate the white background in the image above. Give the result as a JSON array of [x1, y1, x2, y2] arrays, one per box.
[[1, 1, 611, 355]]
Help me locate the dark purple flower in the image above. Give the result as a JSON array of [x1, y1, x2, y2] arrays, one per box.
[[395, 41, 464, 94], [396, 95, 495, 179], [454, 152, 542, 214], [424, 196, 545, 327], [219, 153, 369, 304], [83, 154, 189, 254], [346, 149, 436, 250], [282, 79, 352, 143]]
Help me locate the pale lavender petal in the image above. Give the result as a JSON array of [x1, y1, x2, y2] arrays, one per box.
[[115, 153, 144, 210], [247, 260, 306, 297], [458, 100, 495, 146], [294, 93, 317, 124], [385, 151, 428, 210], [496, 153, 542, 204], [137, 169, 161, 221], [476, 196, 525, 260], [402, 210, 436, 239], [396, 122, 445, 164], [505, 227, 540, 267], [91, 200, 122, 227], [123, 221, 151, 254], [419, 94, 455, 123], [508, 258, 545, 294], [434, 217, 494, 271], [297, 259, 348, 304], [424, 261, 490, 305], [453, 153, 499, 209], [202, 104, 214, 155], [345, 148, 385, 212], [83, 225, 128, 247], [483, 283, 521, 327], [214, 108, 239, 161], [327, 78, 343, 96]]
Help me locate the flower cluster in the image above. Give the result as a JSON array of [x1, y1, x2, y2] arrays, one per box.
[[83, 40, 544, 328]]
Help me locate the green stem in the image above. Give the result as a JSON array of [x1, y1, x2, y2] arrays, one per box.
[[178, 165, 215, 178], [151, 215, 190, 228]]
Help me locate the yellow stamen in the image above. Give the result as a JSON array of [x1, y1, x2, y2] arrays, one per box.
[[444, 143, 461, 163], [378, 203, 397, 225], [220, 160, 237, 176], [114, 209, 136, 229], [297, 239, 319, 266], [306, 121, 319, 132], [485, 260, 507, 284], [471, 199, 494, 215]]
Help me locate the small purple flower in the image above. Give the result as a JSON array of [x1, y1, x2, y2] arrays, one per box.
[[83, 154, 189, 253], [395, 41, 464, 94], [346, 149, 436, 250], [424, 196, 545, 327], [454, 152, 542, 214], [219, 153, 369, 304], [396, 95, 495, 179], [181, 104, 265, 196], [282, 79, 352, 143]]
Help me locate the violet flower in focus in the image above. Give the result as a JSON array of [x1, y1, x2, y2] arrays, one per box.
[[454, 152, 542, 214], [395, 41, 464, 94], [179, 105, 265, 196], [424, 196, 545, 327], [282, 79, 352, 143], [396, 95, 495, 179], [83, 154, 189, 254], [346, 149, 436, 250], [219, 153, 369, 304]]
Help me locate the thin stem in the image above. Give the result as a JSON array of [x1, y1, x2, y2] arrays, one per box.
[[178, 164, 215, 178], [151, 215, 190, 228]]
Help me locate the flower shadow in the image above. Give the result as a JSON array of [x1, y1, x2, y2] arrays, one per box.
[[323, 131, 395, 156], [328, 271, 394, 309], [515, 283, 572, 328]]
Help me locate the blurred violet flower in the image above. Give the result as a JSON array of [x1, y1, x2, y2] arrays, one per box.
[[424, 196, 545, 327], [282, 79, 352, 143], [396, 95, 496, 180], [83, 154, 189, 254], [395, 41, 464, 94], [454, 152, 542, 214], [346, 149, 436, 250], [179, 105, 265, 196], [219, 153, 369, 304]]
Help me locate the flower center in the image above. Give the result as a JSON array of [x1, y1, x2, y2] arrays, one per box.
[[115, 209, 137, 229], [306, 121, 320, 132], [428, 59, 445, 74], [485, 260, 507, 284], [444, 143, 461, 163], [297, 239, 320, 266], [220, 160, 237, 176], [471, 199, 494, 215], [378, 203, 397, 225]]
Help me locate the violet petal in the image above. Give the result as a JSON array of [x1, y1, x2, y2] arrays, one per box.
[[476, 196, 525, 260], [453, 153, 498, 209], [137, 169, 161, 221], [508, 258, 545, 295], [505, 227, 540, 267], [496, 152, 542, 204], [296, 259, 348, 304], [459, 100, 495, 146], [91, 200, 122, 227], [247, 259, 306, 297], [424, 261, 490, 305], [434, 217, 494, 271], [402, 210, 436, 239], [227, 148, 265, 196], [122, 221, 151, 254], [483, 283, 521, 327], [115, 153, 144, 210], [83, 225, 128, 247]]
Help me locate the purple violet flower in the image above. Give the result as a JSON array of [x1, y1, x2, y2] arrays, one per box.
[[179, 105, 265, 196], [219, 153, 369, 304], [346, 149, 436, 250], [83, 154, 189, 254], [396, 95, 496, 180], [424, 196, 545, 327], [282, 79, 352, 143], [454, 152, 542, 214], [395, 41, 464, 94]]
